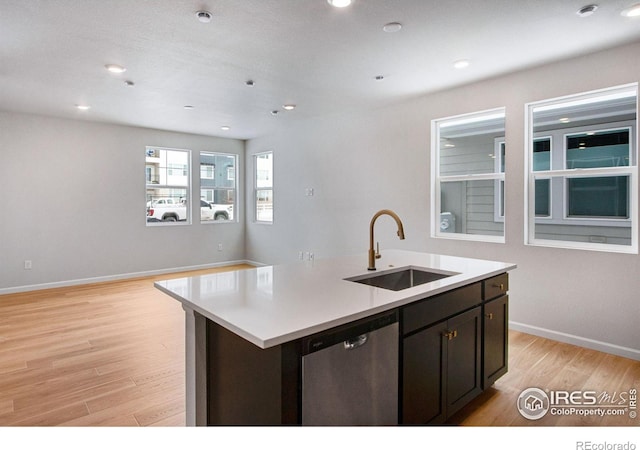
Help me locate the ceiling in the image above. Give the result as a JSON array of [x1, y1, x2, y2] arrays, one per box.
[[2, 0, 640, 140]]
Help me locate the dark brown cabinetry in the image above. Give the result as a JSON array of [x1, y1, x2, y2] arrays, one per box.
[[203, 273, 509, 426], [482, 274, 509, 388], [400, 273, 509, 425], [401, 284, 483, 424]]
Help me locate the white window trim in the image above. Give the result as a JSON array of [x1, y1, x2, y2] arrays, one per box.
[[524, 84, 638, 253], [431, 108, 506, 244], [199, 151, 238, 225], [254, 151, 273, 224], [145, 146, 192, 227], [493, 138, 505, 222]]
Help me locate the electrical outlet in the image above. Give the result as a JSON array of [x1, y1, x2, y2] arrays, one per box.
[[217, 243, 223, 252], [24, 260, 32, 270], [308, 252, 314, 261]]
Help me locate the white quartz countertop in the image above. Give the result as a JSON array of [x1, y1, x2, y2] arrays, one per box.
[[154, 250, 516, 349]]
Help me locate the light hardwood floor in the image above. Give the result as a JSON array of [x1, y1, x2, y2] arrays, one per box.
[[450, 330, 640, 426], [1, 265, 638, 426]]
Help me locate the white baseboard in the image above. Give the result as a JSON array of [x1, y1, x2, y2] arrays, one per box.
[[0, 260, 256, 295], [509, 321, 640, 361], [243, 259, 267, 267]]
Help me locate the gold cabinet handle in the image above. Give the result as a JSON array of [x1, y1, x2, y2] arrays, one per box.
[[442, 330, 458, 340], [485, 312, 494, 320], [492, 283, 505, 290]]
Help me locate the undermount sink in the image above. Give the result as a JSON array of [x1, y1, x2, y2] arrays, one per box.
[[345, 266, 458, 291]]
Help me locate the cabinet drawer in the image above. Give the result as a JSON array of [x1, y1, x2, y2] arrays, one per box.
[[402, 282, 481, 335], [483, 273, 508, 301]]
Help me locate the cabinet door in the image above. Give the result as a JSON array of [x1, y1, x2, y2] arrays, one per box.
[[483, 295, 509, 388], [402, 322, 447, 425], [445, 306, 482, 417]]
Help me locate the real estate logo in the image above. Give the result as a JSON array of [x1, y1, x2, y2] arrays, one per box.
[[517, 387, 550, 420], [517, 387, 638, 420]]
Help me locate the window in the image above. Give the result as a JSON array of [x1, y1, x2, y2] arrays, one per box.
[[200, 152, 237, 222], [201, 163, 215, 180], [532, 138, 552, 217], [145, 147, 191, 225], [526, 84, 638, 252], [254, 152, 273, 223], [566, 129, 630, 218], [432, 108, 506, 242]]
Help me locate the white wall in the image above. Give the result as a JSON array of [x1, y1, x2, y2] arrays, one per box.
[[0, 112, 245, 292], [246, 40, 640, 359]]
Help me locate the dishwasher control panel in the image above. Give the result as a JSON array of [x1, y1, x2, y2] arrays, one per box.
[[302, 310, 398, 355]]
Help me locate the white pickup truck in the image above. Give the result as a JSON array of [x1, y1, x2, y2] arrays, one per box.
[[146, 198, 233, 222]]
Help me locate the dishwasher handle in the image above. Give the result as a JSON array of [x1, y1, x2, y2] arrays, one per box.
[[303, 311, 397, 355], [344, 333, 368, 350]]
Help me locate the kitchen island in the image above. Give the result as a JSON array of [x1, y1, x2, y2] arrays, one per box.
[[155, 250, 516, 426]]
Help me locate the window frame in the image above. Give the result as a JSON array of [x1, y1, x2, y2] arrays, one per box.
[[525, 84, 638, 253], [200, 163, 215, 180], [493, 138, 506, 222], [199, 151, 238, 224], [254, 151, 274, 224], [431, 107, 506, 243], [145, 146, 192, 227], [562, 126, 632, 222]]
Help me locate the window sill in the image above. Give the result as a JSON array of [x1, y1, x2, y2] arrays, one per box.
[[433, 232, 505, 244], [526, 239, 638, 254]]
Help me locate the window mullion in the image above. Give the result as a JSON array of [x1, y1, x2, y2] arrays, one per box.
[[439, 173, 505, 183]]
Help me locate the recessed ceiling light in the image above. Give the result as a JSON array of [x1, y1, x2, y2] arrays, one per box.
[[577, 4, 598, 17], [183, 105, 194, 110], [124, 80, 135, 87], [453, 59, 470, 69], [105, 64, 126, 74], [221, 126, 230, 131], [283, 104, 296, 110], [375, 75, 385, 81], [559, 117, 571, 123], [327, 0, 352, 7], [245, 80, 255, 87], [271, 110, 279, 115], [195, 10, 213, 23], [622, 3, 640, 16], [76, 105, 90, 110], [382, 22, 402, 33]]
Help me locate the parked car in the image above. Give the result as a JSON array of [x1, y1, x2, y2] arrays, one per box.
[[147, 198, 233, 222], [206, 202, 233, 221]]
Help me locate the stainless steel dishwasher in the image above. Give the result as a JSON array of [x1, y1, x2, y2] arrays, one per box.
[[301, 311, 399, 425]]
